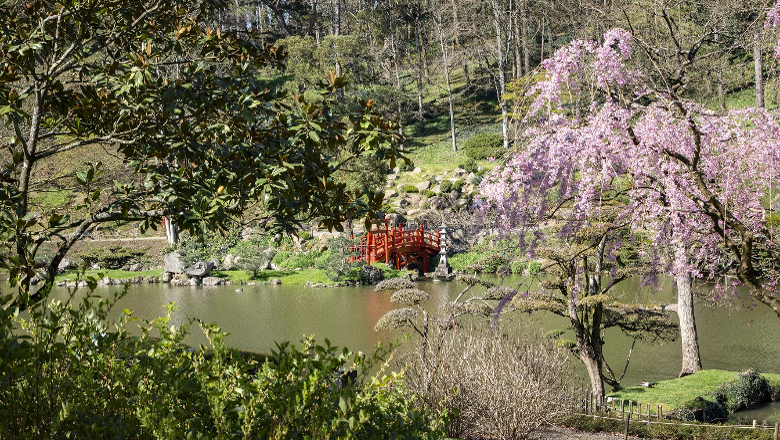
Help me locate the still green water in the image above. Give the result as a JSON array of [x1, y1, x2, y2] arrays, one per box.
[[47, 275, 780, 421]]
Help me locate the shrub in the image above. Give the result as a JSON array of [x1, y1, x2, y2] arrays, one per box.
[[439, 180, 453, 193], [0, 289, 446, 439], [375, 277, 415, 292], [74, 244, 147, 269], [468, 254, 507, 273], [421, 189, 436, 198], [458, 158, 479, 174], [451, 179, 466, 193], [712, 368, 772, 412], [401, 184, 419, 193], [463, 132, 504, 160], [528, 261, 543, 274], [398, 324, 573, 440], [398, 161, 415, 172], [448, 252, 481, 272], [297, 231, 313, 241], [511, 260, 528, 274]]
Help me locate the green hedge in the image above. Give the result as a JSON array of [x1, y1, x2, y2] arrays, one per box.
[[464, 133, 504, 160]]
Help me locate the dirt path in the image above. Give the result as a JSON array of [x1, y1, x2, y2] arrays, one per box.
[[463, 426, 652, 440], [538, 426, 648, 439]]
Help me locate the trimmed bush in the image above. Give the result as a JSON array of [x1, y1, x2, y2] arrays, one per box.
[[711, 368, 772, 412], [401, 184, 419, 193], [463, 133, 504, 160], [421, 189, 436, 197], [511, 260, 528, 274], [528, 261, 543, 274], [439, 180, 453, 193], [468, 255, 508, 273], [458, 158, 479, 174], [452, 179, 466, 192]]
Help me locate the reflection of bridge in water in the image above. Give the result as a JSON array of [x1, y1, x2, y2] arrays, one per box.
[[351, 219, 441, 273]]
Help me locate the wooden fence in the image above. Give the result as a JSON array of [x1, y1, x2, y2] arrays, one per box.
[[573, 386, 780, 440]]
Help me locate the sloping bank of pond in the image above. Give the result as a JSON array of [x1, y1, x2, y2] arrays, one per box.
[[609, 369, 780, 423]]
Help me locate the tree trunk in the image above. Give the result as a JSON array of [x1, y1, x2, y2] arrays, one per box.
[[522, 1, 529, 75], [334, 0, 344, 103], [581, 345, 606, 405], [755, 31, 765, 108], [677, 271, 702, 377], [436, 11, 457, 152], [490, 0, 509, 149], [414, 15, 425, 126]]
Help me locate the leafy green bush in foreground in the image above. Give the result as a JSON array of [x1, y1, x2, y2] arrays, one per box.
[[0, 287, 445, 439]]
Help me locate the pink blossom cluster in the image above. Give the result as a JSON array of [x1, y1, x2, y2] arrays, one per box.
[[526, 28, 642, 119], [479, 28, 780, 286], [767, 0, 780, 57]]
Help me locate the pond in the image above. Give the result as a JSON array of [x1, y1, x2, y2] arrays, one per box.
[[46, 274, 780, 421]]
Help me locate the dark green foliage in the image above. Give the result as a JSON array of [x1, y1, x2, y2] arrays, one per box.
[[458, 158, 479, 174], [711, 368, 772, 412], [451, 179, 466, 193], [667, 398, 728, 423], [73, 245, 147, 269], [0, 0, 404, 308], [315, 236, 363, 281], [398, 162, 415, 172], [401, 184, 419, 193], [467, 255, 508, 273], [439, 180, 453, 193], [463, 133, 504, 160], [0, 288, 446, 438], [510, 260, 528, 274]]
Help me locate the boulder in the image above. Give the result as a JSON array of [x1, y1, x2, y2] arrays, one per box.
[[453, 168, 467, 177], [359, 265, 384, 285], [399, 198, 411, 208], [128, 263, 142, 272], [146, 276, 159, 283], [415, 181, 431, 191], [163, 252, 186, 274], [413, 167, 423, 173], [162, 272, 172, 283], [385, 213, 405, 227], [387, 174, 397, 180], [202, 276, 225, 286], [57, 258, 73, 274], [269, 278, 281, 285], [384, 190, 398, 199], [257, 249, 277, 271], [185, 261, 214, 277], [429, 196, 452, 211], [187, 277, 201, 286], [222, 254, 238, 270]]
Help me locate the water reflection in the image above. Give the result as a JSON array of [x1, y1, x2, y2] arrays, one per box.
[[40, 274, 780, 390]]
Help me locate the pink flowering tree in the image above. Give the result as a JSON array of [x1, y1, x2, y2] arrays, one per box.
[[479, 26, 780, 398]]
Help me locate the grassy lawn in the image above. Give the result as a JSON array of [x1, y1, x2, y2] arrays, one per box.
[[56, 269, 163, 282], [608, 369, 780, 411]]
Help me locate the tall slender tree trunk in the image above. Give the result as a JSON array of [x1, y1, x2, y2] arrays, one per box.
[[490, 0, 509, 149], [435, 11, 457, 152], [414, 14, 425, 127], [334, 0, 344, 103], [522, 1, 529, 75], [755, 31, 765, 108], [513, 0, 523, 77], [539, 15, 544, 63], [677, 271, 702, 377]]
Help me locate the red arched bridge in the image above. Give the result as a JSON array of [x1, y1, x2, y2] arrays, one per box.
[[351, 219, 441, 273]]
